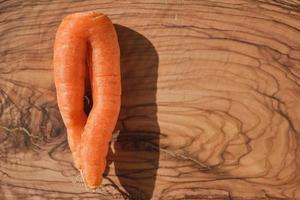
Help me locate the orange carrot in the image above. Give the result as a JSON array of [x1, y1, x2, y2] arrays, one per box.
[[53, 11, 121, 188]]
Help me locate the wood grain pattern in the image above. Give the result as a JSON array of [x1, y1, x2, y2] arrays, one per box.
[[1, 0, 300, 199]]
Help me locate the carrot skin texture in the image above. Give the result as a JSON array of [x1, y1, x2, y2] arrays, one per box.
[[53, 15, 89, 168], [81, 14, 121, 188], [53, 12, 121, 188]]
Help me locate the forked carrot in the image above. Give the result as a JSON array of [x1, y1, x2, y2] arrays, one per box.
[[53, 11, 121, 188]]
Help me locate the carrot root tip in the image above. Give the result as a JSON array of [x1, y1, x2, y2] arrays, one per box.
[[72, 152, 81, 170]]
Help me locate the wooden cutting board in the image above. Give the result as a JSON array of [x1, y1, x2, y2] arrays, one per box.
[[1, 0, 300, 199]]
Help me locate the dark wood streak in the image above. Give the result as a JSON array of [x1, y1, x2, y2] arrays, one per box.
[[1, 0, 300, 199]]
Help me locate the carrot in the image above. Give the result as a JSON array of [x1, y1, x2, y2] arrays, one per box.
[[53, 11, 121, 188]]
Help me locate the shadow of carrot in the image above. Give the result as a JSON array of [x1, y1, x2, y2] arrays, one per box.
[[112, 24, 159, 200]]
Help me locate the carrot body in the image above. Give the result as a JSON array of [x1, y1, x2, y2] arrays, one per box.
[[53, 12, 121, 188]]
